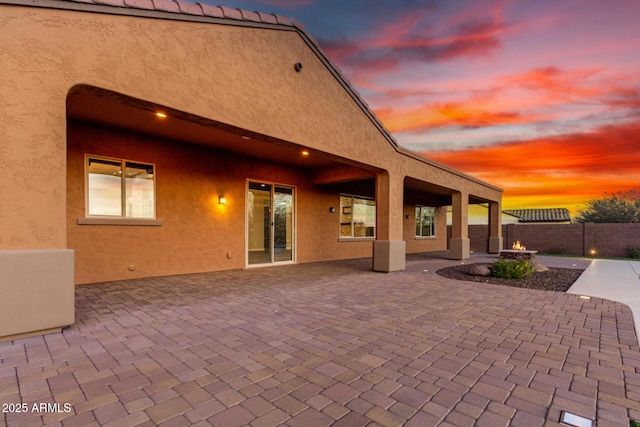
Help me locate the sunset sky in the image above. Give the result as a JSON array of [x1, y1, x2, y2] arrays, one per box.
[[213, 0, 640, 214]]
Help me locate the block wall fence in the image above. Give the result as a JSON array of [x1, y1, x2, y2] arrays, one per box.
[[447, 223, 640, 258]]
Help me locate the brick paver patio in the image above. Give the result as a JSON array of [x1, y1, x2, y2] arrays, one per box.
[[2, 253, 640, 426]]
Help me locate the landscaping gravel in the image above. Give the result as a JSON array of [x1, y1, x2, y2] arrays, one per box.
[[436, 262, 585, 292]]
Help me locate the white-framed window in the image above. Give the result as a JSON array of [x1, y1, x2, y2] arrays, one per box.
[[415, 205, 436, 237], [86, 155, 155, 219], [340, 194, 375, 238]]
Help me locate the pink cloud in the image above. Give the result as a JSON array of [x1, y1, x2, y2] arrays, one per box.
[[376, 102, 542, 134], [320, 7, 513, 74]]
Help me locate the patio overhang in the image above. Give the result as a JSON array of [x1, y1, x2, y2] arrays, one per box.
[[67, 85, 376, 175]]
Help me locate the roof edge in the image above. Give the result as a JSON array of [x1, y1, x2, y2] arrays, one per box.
[[396, 146, 503, 193]]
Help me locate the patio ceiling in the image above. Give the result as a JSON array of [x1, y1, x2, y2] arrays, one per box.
[[404, 177, 495, 206], [66, 85, 355, 171]]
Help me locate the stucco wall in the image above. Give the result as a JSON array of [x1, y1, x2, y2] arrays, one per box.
[[68, 121, 380, 284]]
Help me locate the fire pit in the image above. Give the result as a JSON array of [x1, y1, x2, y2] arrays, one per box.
[[499, 240, 537, 260]]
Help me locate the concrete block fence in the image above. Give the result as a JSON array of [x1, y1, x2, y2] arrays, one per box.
[[448, 223, 640, 258]]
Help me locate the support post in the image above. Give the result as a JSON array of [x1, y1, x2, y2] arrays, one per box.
[[488, 201, 503, 253], [373, 171, 406, 272], [449, 192, 470, 259]]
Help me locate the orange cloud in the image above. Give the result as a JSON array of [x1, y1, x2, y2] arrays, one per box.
[[377, 102, 543, 133], [501, 66, 604, 101], [425, 121, 640, 213]]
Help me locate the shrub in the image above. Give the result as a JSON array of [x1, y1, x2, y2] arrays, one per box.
[[490, 258, 535, 279], [627, 245, 640, 259]]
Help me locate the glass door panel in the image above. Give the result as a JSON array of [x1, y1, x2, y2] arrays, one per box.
[[248, 182, 272, 265], [274, 186, 293, 262]]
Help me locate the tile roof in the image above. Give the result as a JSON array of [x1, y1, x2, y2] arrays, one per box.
[[66, 0, 260, 20], [61, 0, 305, 28], [503, 208, 572, 223]]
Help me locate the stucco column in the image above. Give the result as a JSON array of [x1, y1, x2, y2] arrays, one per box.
[[449, 191, 470, 259], [488, 201, 503, 253], [373, 171, 406, 272]]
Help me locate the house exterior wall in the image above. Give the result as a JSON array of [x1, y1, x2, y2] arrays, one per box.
[[68, 121, 377, 284]]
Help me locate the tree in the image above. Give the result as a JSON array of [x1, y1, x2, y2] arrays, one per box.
[[575, 187, 640, 223]]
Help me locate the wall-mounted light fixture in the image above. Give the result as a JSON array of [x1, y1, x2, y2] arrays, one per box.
[[405, 214, 411, 219], [302, 150, 309, 156], [219, 196, 227, 205], [329, 207, 335, 213], [156, 112, 167, 118]]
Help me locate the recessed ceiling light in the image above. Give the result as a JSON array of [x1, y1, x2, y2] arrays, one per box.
[[156, 112, 167, 118], [302, 151, 309, 156], [242, 136, 251, 140]]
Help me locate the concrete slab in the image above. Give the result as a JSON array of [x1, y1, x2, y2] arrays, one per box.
[[568, 259, 640, 344]]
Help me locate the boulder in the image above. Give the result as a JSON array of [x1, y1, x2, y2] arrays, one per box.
[[533, 262, 550, 272], [469, 264, 492, 276]]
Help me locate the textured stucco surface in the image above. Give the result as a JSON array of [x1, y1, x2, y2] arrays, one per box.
[[404, 206, 448, 254]]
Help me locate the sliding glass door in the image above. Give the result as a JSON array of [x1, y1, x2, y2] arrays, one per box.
[[247, 181, 294, 265]]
